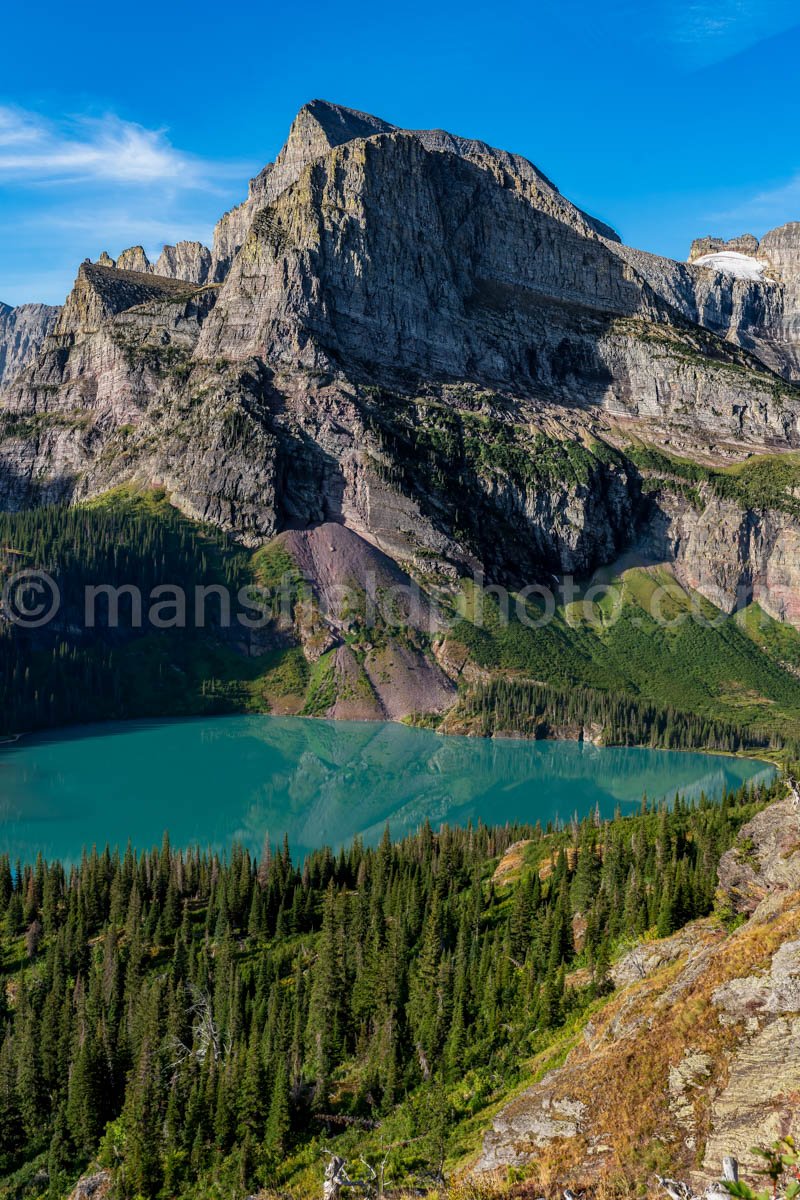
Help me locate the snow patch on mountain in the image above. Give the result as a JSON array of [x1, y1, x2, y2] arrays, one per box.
[[693, 250, 767, 281]]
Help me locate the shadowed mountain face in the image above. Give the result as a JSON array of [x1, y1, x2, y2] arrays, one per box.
[[3, 99, 800, 641], [0, 301, 60, 384]]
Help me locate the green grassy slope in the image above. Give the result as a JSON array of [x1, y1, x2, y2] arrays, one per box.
[[450, 567, 800, 742], [626, 443, 800, 516], [2, 488, 800, 745]]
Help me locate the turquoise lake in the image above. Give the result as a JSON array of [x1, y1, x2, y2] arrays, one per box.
[[0, 716, 774, 864]]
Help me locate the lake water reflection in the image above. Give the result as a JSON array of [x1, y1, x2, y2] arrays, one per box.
[[0, 716, 774, 863]]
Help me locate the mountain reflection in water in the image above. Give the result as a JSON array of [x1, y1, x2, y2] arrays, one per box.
[[0, 716, 773, 864]]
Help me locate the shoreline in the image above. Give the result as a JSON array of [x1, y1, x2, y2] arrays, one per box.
[[1, 707, 782, 770], [0, 711, 777, 869], [468, 726, 784, 768]]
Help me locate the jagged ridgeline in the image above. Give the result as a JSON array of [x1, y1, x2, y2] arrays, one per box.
[[0, 778, 779, 1199], [4, 99, 800, 736]]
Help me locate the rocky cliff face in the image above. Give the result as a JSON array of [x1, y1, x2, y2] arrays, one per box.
[[637, 486, 800, 624], [472, 790, 800, 1193], [679, 226, 800, 379], [612, 241, 800, 380], [689, 234, 761, 261], [760, 223, 800, 280], [0, 301, 60, 385], [94, 240, 214, 285], [3, 99, 800, 632], [154, 240, 212, 284], [690, 223, 800, 284]]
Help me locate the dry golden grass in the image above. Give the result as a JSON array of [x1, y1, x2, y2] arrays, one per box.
[[524, 893, 800, 1195], [492, 840, 533, 885]]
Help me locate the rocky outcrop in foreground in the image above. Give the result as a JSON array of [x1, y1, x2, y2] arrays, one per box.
[[472, 792, 800, 1193]]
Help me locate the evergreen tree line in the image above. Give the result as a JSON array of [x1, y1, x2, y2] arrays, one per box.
[[0, 632, 252, 734], [0, 498, 249, 594], [0, 777, 779, 1198], [458, 678, 791, 754], [0, 497, 254, 735], [2, 497, 794, 757]]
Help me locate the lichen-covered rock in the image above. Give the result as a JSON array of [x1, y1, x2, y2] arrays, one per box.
[[701, 1017, 800, 1175], [669, 1050, 712, 1145], [611, 924, 700, 987], [703, 933, 800, 1176], [717, 794, 800, 914], [713, 938, 800, 1021], [477, 1085, 588, 1172], [66, 1170, 113, 1200]]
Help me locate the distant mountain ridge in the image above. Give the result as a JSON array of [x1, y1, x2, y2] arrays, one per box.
[[0, 301, 59, 384], [689, 223, 800, 282]]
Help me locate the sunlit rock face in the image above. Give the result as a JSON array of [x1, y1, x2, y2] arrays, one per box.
[[472, 792, 800, 1191], [3, 99, 800, 627]]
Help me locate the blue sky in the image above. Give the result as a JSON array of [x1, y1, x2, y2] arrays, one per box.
[[2, 0, 800, 305]]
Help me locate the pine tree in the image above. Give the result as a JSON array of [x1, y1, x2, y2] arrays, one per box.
[[0, 776, 776, 1195], [265, 1056, 290, 1160]]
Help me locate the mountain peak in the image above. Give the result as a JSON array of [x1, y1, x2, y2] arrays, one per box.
[[270, 99, 396, 178], [296, 99, 396, 145]]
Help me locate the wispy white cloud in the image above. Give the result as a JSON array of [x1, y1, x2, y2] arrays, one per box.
[[0, 104, 257, 304], [0, 107, 41, 147], [0, 105, 243, 188], [663, 0, 800, 68], [711, 172, 800, 231], [18, 208, 214, 244]]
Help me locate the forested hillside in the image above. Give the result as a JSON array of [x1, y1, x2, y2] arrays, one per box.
[[4, 490, 800, 749], [0, 490, 280, 733], [0, 778, 778, 1200], [447, 678, 787, 754]]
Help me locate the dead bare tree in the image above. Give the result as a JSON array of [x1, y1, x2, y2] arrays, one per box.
[[788, 776, 800, 812], [370, 1135, 424, 1199], [167, 984, 231, 1076], [657, 1158, 741, 1200], [323, 1154, 377, 1200]]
